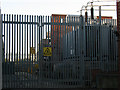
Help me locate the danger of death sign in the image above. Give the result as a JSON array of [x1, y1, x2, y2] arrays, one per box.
[[43, 47, 52, 56]]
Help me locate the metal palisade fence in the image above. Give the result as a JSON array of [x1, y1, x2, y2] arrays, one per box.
[[2, 14, 118, 88]]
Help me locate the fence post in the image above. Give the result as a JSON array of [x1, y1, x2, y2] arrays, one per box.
[[99, 6, 101, 25], [0, 2, 2, 90]]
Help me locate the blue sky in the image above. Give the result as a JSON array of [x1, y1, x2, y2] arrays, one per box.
[[1, 0, 117, 18]]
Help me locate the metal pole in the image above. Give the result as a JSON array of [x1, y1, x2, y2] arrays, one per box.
[[91, 2, 94, 19], [99, 6, 101, 25], [0, 3, 2, 90], [85, 7, 88, 23]]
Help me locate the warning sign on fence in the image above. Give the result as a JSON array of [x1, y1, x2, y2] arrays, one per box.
[[43, 47, 52, 56], [30, 47, 35, 54]]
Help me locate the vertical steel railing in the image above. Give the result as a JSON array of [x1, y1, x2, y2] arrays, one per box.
[[21, 15, 24, 87], [2, 14, 118, 88]]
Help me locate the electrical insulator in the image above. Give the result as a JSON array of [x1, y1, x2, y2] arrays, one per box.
[[91, 7, 94, 19], [85, 11, 88, 22], [80, 15, 83, 17]]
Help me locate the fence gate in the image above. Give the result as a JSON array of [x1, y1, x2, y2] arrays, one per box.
[[2, 14, 118, 88]]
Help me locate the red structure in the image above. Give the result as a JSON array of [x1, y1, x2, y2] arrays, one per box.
[[51, 14, 67, 61], [117, 0, 120, 31], [97, 16, 112, 19], [51, 14, 66, 44]]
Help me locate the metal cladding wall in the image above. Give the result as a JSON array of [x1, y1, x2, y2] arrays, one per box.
[[62, 29, 84, 58], [62, 22, 118, 86], [62, 24, 118, 70]]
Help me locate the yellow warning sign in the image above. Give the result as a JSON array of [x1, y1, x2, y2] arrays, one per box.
[[35, 64, 39, 69], [43, 47, 52, 56], [30, 47, 35, 54]]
